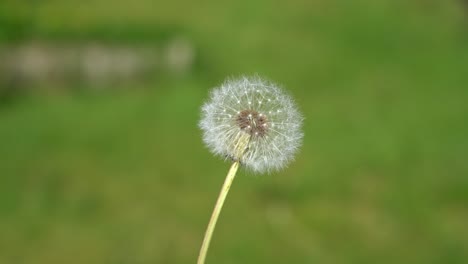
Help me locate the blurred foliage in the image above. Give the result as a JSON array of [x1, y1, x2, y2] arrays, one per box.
[[0, 0, 467, 264]]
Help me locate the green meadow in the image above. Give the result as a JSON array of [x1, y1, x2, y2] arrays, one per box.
[[1, 1, 467, 263]]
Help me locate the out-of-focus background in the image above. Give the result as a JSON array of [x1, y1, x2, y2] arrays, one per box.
[[1, 0, 467, 263]]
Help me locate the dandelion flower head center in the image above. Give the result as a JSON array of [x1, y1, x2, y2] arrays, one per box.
[[235, 109, 268, 137]]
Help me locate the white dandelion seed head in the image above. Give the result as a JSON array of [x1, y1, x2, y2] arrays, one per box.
[[199, 76, 303, 173]]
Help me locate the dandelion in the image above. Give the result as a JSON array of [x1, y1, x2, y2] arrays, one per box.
[[197, 76, 303, 263], [200, 76, 303, 173]]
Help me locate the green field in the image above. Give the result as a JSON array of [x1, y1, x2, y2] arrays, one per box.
[[1, 1, 468, 263]]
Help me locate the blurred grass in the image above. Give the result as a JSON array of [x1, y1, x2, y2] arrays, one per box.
[[1, 0, 468, 263]]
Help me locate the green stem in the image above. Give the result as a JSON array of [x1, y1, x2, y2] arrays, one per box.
[[197, 161, 240, 264]]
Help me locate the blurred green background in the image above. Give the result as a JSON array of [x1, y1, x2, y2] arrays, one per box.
[[1, 0, 467, 263]]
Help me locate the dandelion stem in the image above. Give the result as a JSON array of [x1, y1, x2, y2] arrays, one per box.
[[197, 161, 240, 264]]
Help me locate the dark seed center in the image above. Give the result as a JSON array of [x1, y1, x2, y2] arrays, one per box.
[[235, 110, 268, 137]]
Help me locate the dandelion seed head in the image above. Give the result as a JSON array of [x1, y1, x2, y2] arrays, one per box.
[[199, 76, 303, 173]]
